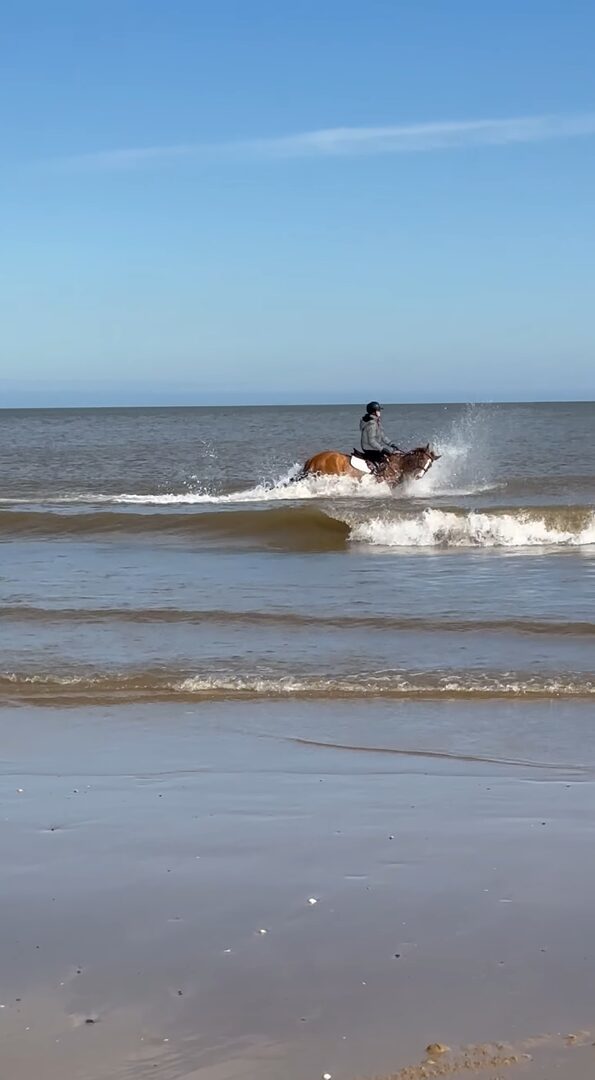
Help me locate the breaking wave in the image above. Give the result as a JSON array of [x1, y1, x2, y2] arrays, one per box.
[[351, 506, 595, 548], [1, 503, 594, 551], [2, 668, 595, 705]]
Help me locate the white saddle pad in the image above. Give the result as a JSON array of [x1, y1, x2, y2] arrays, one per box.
[[350, 455, 371, 474]]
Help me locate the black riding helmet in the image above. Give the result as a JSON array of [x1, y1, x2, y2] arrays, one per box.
[[366, 401, 382, 415]]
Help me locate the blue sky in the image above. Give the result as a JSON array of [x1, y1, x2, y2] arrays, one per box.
[[1, 0, 595, 406]]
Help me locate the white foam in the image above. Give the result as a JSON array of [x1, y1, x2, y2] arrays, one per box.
[[61, 472, 500, 506], [55, 468, 392, 506], [351, 508, 595, 549], [4, 670, 595, 699], [175, 673, 595, 696]]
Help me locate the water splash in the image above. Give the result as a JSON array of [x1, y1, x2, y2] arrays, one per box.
[[21, 405, 503, 506], [409, 404, 501, 498], [52, 468, 391, 505]]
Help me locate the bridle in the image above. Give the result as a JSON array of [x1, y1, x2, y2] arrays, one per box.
[[384, 447, 434, 484]]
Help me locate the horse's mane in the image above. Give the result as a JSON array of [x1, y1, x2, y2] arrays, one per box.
[[395, 445, 428, 458]]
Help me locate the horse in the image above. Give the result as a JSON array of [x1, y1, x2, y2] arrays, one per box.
[[300, 444, 440, 489]]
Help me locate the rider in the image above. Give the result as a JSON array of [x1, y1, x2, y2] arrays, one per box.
[[359, 401, 400, 470]]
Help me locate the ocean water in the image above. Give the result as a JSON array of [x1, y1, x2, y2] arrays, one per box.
[[0, 401, 594, 707]]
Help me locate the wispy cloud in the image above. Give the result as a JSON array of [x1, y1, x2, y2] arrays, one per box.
[[61, 111, 595, 171]]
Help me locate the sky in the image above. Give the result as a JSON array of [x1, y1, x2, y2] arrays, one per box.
[[1, 0, 595, 406]]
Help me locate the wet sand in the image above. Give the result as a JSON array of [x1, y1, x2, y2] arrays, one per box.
[[3, 701, 595, 1080]]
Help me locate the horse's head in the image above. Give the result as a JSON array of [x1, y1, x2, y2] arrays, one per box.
[[414, 443, 440, 478], [387, 443, 440, 484]]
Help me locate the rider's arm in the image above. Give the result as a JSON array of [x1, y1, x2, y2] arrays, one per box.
[[377, 421, 396, 451]]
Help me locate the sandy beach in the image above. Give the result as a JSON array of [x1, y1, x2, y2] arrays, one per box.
[[3, 698, 595, 1080]]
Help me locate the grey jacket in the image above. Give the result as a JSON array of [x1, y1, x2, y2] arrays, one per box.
[[360, 414, 395, 453]]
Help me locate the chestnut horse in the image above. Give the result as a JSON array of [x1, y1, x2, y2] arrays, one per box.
[[300, 445, 440, 489]]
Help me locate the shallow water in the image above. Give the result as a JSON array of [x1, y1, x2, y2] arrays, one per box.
[[1, 402, 595, 704]]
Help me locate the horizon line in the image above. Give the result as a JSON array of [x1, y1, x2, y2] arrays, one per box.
[[1, 397, 594, 411]]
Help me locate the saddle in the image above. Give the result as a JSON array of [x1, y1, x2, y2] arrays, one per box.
[[350, 448, 383, 475]]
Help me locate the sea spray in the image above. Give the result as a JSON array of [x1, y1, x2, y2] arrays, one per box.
[[409, 402, 499, 498]]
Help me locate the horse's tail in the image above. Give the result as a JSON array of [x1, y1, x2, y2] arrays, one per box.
[[288, 463, 308, 484]]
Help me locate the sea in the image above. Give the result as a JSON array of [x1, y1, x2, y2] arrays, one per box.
[[1, 401, 594, 710]]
